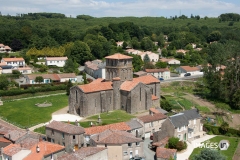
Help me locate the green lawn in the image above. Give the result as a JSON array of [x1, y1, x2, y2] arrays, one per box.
[[34, 126, 46, 134], [196, 106, 211, 112], [81, 110, 136, 128], [178, 98, 193, 110], [0, 94, 68, 128], [189, 136, 239, 160]]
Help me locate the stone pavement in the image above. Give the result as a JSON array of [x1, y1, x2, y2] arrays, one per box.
[[177, 135, 216, 160]]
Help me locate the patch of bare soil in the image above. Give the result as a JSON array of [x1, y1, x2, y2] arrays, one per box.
[[223, 114, 240, 128], [182, 93, 216, 112]]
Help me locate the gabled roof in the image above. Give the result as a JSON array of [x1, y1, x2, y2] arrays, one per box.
[[91, 129, 142, 145], [46, 121, 85, 134], [145, 68, 170, 73], [125, 119, 143, 130], [3, 144, 24, 156], [152, 137, 169, 147], [26, 73, 76, 81], [46, 57, 68, 61], [57, 147, 106, 160], [179, 66, 200, 72], [169, 113, 188, 128], [23, 141, 65, 160], [85, 122, 131, 135], [57, 73, 76, 78], [150, 107, 168, 115], [160, 58, 179, 62], [138, 113, 167, 123], [4, 130, 26, 142], [156, 147, 176, 159], [181, 108, 201, 120], [78, 80, 113, 93], [0, 137, 11, 143], [2, 58, 24, 62], [105, 53, 133, 59], [120, 75, 160, 91]]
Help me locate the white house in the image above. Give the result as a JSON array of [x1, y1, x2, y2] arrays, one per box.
[[45, 57, 68, 67], [25, 73, 77, 84], [116, 41, 124, 47], [0, 44, 12, 53], [176, 66, 202, 77], [1, 58, 25, 67], [125, 49, 142, 55], [145, 68, 170, 79], [84, 60, 106, 79], [160, 58, 180, 65], [140, 51, 159, 62], [16, 67, 32, 74]]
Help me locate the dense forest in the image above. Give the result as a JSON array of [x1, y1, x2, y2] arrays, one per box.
[[1, 12, 240, 109]]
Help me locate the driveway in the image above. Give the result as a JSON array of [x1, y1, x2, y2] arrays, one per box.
[[177, 135, 216, 160], [143, 138, 156, 160]]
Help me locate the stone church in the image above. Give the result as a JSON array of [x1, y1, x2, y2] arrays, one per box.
[[69, 53, 160, 117]]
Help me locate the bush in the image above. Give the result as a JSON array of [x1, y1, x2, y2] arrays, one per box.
[[176, 141, 185, 151], [168, 137, 179, 149]]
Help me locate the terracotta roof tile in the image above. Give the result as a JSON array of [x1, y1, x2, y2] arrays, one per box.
[[0, 44, 4, 47], [3, 144, 24, 156], [57, 73, 76, 78], [149, 108, 160, 114], [46, 57, 68, 61], [152, 95, 159, 100], [46, 121, 85, 134], [152, 137, 169, 147], [26, 74, 60, 81], [138, 113, 167, 123], [4, 46, 11, 50], [78, 80, 112, 93], [105, 53, 133, 59], [23, 141, 65, 160], [85, 122, 131, 135], [120, 75, 160, 91], [0, 137, 11, 143], [19, 137, 39, 149], [91, 129, 142, 144], [156, 147, 177, 159], [0, 62, 7, 66], [2, 58, 24, 62], [145, 68, 170, 73], [57, 147, 106, 160], [180, 66, 200, 72]]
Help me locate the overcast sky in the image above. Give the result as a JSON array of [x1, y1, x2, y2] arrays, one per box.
[[1, 0, 240, 18]]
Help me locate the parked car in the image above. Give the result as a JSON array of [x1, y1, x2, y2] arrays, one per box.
[[184, 73, 191, 77], [159, 78, 164, 81], [129, 157, 145, 160]]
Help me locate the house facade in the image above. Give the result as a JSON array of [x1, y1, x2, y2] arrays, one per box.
[[125, 119, 144, 138], [139, 51, 159, 62], [138, 113, 167, 138], [176, 66, 202, 77], [0, 44, 12, 53], [45, 121, 85, 152], [1, 58, 25, 68], [69, 53, 160, 117], [160, 58, 180, 65], [45, 57, 68, 67], [145, 68, 170, 80], [25, 73, 77, 84], [89, 129, 144, 160], [84, 60, 106, 79], [153, 109, 204, 143]]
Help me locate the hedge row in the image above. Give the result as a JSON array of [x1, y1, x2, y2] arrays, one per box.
[[0, 84, 67, 96], [204, 124, 240, 137], [20, 82, 66, 89]]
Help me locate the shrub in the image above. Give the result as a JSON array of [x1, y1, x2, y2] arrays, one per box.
[[176, 141, 185, 151], [168, 137, 179, 149]]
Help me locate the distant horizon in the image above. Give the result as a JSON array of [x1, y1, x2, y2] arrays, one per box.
[[0, 0, 240, 18]]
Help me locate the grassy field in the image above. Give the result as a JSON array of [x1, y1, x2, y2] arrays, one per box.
[[81, 110, 136, 128], [0, 94, 68, 128], [196, 106, 211, 112], [189, 136, 239, 160]]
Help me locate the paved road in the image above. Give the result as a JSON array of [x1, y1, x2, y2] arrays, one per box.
[[143, 138, 156, 160], [161, 75, 203, 83]]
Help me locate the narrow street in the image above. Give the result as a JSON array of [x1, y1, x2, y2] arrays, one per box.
[[143, 138, 156, 160]]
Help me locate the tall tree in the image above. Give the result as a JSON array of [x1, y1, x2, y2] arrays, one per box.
[[193, 149, 226, 160]]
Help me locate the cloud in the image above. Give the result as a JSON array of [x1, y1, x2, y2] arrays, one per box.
[[0, 0, 239, 17]]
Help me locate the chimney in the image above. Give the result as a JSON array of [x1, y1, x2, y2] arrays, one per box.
[[151, 111, 153, 116], [8, 134, 11, 140], [75, 120, 79, 126], [36, 145, 40, 153]]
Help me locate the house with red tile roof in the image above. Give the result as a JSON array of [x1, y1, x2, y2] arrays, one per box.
[[156, 147, 177, 160], [45, 121, 85, 152], [0, 44, 12, 53], [57, 147, 108, 160], [90, 129, 144, 160], [1, 57, 25, 67], [176, 65, 202, 77], [25, 73, 77, 84], [138, 113, 167, 138], [45, 57, 68, 67], [84, 59, 106, 79], [69, 53, 161, 117], [145, 68, 170, 80]]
